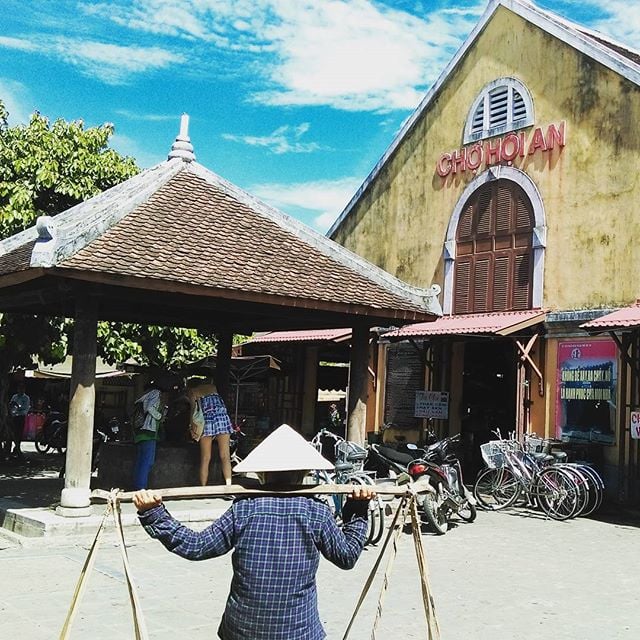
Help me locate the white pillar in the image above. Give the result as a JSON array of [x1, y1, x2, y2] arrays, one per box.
[[57, 298, 97, 517]]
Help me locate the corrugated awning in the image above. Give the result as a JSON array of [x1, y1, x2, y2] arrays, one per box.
[[383, 309, 547, 338], [581, 303, 640, 331], [246, 328, 352, 344]]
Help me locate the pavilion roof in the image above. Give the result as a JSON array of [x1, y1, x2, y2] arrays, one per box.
[[0, 150, 440, 331]]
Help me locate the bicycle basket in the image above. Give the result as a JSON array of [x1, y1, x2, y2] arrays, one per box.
[[480, 440, 518, 469], [336, 441, 367, 469], [523, 436, 551, 454]]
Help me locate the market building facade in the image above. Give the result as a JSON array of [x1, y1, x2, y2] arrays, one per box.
[[329, 0, 640, 501]]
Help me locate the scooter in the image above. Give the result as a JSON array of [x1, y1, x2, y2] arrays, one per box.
[[368, 435, 476, 534], [409, 434, 477, 534], [35, 411, 67, 454]]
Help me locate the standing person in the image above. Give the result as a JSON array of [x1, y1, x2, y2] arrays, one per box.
[[133, 424, 375, 640], [187, 377, 234, 486], [8, 383, 30, 459], [132, 383, 166, 491]]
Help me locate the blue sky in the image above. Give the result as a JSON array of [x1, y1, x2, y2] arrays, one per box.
[[0, 0, 637, 231]]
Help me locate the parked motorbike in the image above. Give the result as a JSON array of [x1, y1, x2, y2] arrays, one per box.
[[368, 434, 476, 534], [411, 434, 477, 534], [35, 411, 68, 454]]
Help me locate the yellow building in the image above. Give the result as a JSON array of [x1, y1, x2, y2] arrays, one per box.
[[330, 0, 640, 501]]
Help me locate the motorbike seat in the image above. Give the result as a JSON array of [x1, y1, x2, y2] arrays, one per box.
[[532, 452, 555, 464], [377, 445, 415, 466]]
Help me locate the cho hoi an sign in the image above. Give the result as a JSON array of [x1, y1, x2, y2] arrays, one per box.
[[630, 412, 640, 440], [415, 390, 449, 420], [436, 121, 566, 178]]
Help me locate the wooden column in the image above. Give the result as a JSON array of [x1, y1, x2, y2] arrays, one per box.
[[301, 346, 319, 436], [216, 329, 233, 403], [347, 324, 370, 445], [57, 298, 97, 516]]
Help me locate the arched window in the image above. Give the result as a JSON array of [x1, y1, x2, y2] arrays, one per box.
[[453, 179, 534, 314], [463, 77, 534, 144]]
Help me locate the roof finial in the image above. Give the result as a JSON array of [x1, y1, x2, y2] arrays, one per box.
[[168, 113, 195, 162]]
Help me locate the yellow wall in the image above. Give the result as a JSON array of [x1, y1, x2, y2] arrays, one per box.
[[332, 6, 640, 310]]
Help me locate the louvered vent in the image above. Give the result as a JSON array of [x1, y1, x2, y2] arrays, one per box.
[[488, 86, 509, 128], [513, 89, 527, 121], [464, 78, 534, 144]]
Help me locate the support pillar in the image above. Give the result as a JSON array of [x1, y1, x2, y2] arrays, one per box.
[[347, 324, 370, 445], [216, 329, 233, 403], [57, 298, 97, 517], [301, 347, 319, 437]]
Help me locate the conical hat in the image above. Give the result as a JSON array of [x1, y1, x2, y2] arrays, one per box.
[[233, 424, 334, 473]]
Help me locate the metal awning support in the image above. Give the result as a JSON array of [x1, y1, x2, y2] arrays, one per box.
[[515, 332, 544, 396]]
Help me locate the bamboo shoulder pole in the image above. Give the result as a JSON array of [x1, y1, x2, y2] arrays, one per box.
[[91, 482, 429, 503]]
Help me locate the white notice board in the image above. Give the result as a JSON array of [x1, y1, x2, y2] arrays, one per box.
[[415, 390, 449, 419], [631, 411, 640, 440]]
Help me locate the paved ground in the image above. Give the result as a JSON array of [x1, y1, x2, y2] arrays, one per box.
[[1, 497, 639, 640]]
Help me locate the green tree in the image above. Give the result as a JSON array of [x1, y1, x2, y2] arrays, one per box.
[[0, 101, 216, 445]]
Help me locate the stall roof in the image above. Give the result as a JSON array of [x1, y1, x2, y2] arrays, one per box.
[[382, 309, 547, 339], [580, 303, 640, 332], [25, 356, 129, 379], [0, 122, 440, 333], [246, 328, 352, 344]]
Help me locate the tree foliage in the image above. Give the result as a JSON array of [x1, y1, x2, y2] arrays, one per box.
[[0, 101, 218, 436], [0, 104, 138, 238]]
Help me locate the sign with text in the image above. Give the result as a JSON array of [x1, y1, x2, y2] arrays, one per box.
[[631, 412, 640, 440], [555, 339, 617, 444], [415, 391, 449, 419]]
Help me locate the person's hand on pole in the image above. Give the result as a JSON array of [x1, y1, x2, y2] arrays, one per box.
[[132, 490, 163, 512], [349, 485, 376, 501]]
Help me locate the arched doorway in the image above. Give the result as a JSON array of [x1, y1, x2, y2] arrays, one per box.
[[453, 179, 535, 314]]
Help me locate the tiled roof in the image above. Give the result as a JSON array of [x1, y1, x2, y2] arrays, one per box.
[[61, 169, 433, 315], [0, 240, 35, 274], [0, 159, 440, 323], [383, 309, 546, 338], [581, 304, 640, 331], [247, 329, 352, 344]]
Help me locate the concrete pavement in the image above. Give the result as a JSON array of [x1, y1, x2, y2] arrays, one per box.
[[1, 501, 638, 639]]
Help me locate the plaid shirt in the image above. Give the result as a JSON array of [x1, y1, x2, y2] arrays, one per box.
[[139, 496, 368, 640]]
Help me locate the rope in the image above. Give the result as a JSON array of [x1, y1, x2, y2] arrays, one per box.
[[62, 485, 440, 639], [59, 490, 149, 640]]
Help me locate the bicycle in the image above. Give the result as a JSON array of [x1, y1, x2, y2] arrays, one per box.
[[473, 434, 580, 520], [311, 429, 386, 545]]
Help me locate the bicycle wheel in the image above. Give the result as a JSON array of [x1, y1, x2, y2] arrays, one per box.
[[558, 466, 590, 518], [350, 473, 385, 545], [421, 482, 448, 535], [473, 467, 521, 511], [573, 464, 604, 516], [535, 467, 578, 520], [457, 496, 477, 523], [35, 434, 50, 454]]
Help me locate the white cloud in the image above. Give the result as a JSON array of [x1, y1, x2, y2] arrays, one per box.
[[77, 0, 483, 112], [0, 78, 35, 124], [115, 109, 179, 122], [0, 34, 183, 85], [0, 36, 39, 52], [251, 176, 362, 231], [53, 39, 184, 84], [588, 1, 640, 49], [254, 1, 478, 112], [222, 123, 321, 154]]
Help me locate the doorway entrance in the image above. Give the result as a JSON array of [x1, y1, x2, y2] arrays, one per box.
[[460, 340, 516, 474]]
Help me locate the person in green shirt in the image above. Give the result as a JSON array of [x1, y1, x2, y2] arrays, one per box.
[[132, 384, 166, 490]]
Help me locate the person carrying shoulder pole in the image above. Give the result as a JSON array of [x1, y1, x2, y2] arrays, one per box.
[[134, 424, 376, 640]]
